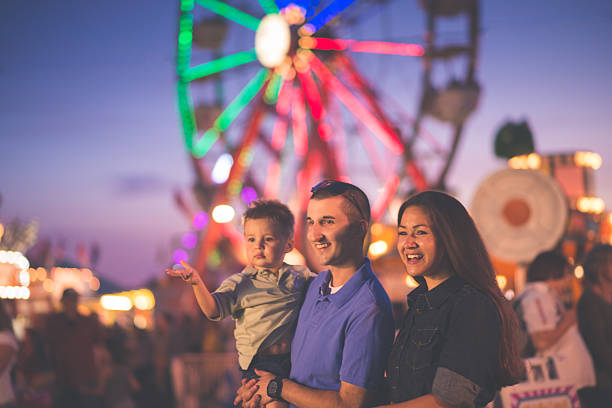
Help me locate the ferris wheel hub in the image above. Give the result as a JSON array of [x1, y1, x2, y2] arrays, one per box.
[[255, 14, 291, 68]]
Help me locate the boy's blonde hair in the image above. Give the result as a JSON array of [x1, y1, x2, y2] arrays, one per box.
[[243, 199, 294, 239]]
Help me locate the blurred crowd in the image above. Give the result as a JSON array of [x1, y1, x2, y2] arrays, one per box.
[[0, 288, 235, 408], [1, 243, 611, 408]]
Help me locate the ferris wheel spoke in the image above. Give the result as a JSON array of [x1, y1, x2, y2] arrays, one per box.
[[300, 37, 424, 57], [291, 86, 308, 157], [193, 68, 270, 158], [264, 73, 284, 105], [257, 0, 279, 15], [308, 53, 404, 155], [196, 0, 261, 31], [184, 49, 257, 82], [301, 0, 357, 35], [371, 174, 400, 222], [297, 69, 324, 122]]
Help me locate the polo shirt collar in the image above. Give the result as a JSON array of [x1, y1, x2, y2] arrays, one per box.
[[406, 274, 464, 311], [318, 258, 373, 308], [243, 263, 291, 281]]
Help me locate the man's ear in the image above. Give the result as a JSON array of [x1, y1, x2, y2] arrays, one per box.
[[285, 238, 294, 254], [359, 220, 368, 237]]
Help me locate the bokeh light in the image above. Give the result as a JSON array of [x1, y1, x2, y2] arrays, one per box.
[[211, 153, 234, 183], [100, 295, 132, 311], [241, 186, 258, 204], [574, 265, 584, 279], [212, 204, 235, 223], [173, 249, 189, 264], [182, 232, 198, 249], [193, 211, 209, 230]]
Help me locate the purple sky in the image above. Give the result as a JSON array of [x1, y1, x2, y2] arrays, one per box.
[[2, 0, 611, 287]]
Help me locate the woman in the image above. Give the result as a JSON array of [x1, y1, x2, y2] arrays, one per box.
[[380, 191, 524, 407], [0, 299, 18, 408]]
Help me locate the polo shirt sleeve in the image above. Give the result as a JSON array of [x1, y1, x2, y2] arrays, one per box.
[[519, 289, 557, 333], [210, 273, 243, 321], [432, 293, 500, 407], [340, 304, 394, 390]]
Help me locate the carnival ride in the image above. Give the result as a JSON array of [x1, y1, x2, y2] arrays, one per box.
[[174, 0, 481, 273]]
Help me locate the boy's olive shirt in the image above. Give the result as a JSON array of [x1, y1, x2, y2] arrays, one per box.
[[210, 262, 313, 370]]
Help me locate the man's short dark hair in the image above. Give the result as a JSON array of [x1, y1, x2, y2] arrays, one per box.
[[243, 199, 295, 238], [310, 180, 370, 223], [526, 251, 569, 282]]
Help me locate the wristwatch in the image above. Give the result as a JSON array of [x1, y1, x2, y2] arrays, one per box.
[[267, 376, 284, 400]]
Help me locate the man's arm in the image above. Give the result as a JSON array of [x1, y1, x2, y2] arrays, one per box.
[[253, 370, 372, 408], [166, 260, 220, 319], [529, 308, 576, 352]]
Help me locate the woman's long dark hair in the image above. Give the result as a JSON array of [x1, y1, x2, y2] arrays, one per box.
[[398, 191, 524, 386]]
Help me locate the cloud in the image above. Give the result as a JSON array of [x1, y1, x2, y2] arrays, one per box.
[[112, 173, 171, 196]]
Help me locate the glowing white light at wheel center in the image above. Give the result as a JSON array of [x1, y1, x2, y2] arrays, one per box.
[[255, 14, 291, 68]]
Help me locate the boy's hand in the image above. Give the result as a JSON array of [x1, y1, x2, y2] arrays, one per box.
[[253, 369, 275, 406], [235, 378, 261, 408], [166, 260, 199, 285]]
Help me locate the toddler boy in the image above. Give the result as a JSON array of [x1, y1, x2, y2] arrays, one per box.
[[167, 199, 312, 384]]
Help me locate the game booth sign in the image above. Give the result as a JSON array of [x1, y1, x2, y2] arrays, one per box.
[[500, 356, 581, 408]]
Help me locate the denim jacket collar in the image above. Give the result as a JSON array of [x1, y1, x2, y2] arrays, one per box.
[[407, 274, 465, 312]]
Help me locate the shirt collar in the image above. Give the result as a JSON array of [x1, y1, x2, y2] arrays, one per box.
[[318, 258, 373, 308], [243, 263, 292, 281], [406, 274, 465, 311]]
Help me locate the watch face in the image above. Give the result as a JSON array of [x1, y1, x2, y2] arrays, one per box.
[[268, 378, 282, 399], [269, 381, 278, 394]]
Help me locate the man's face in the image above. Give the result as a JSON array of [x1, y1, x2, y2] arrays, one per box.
[[306, 196, 363, 267]]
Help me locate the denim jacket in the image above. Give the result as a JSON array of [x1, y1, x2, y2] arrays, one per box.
[[387, 275, 501, 407]]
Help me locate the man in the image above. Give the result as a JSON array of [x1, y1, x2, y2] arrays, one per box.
[[238, 180, 395, 408], [45, 288, 105, 408]]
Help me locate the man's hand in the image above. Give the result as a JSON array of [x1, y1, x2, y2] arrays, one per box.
[[253, 369, 279, 406], [235, 378, 261, 408]]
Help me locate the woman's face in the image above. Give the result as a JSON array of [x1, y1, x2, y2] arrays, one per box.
[[397, 206, 440, 279]]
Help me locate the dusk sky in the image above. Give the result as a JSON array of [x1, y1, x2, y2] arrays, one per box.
[[2, 0, 611, 288]]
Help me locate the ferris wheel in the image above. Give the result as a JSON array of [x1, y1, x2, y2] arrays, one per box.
[[174, 0, 480, 273]]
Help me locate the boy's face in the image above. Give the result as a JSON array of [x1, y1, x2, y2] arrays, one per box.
[[244, 218, 293, 271]]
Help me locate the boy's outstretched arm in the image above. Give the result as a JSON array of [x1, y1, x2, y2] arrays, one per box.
[[166, 260, 220, 319]]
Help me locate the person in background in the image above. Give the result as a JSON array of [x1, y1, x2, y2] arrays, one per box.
[[44, 288, 105, 408], [577, 244, 612, 407], [514, 251, 595, 392], [378, 191, 524, 407], [0, 298, 18, 408]]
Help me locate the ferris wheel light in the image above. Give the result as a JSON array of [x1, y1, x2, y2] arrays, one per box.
[[212, 153, 234, 183], [255, 14, 291, 68], [212, 204, 235, 223]]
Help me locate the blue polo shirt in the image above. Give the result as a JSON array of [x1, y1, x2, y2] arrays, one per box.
[[289, 258, 394, 395]]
